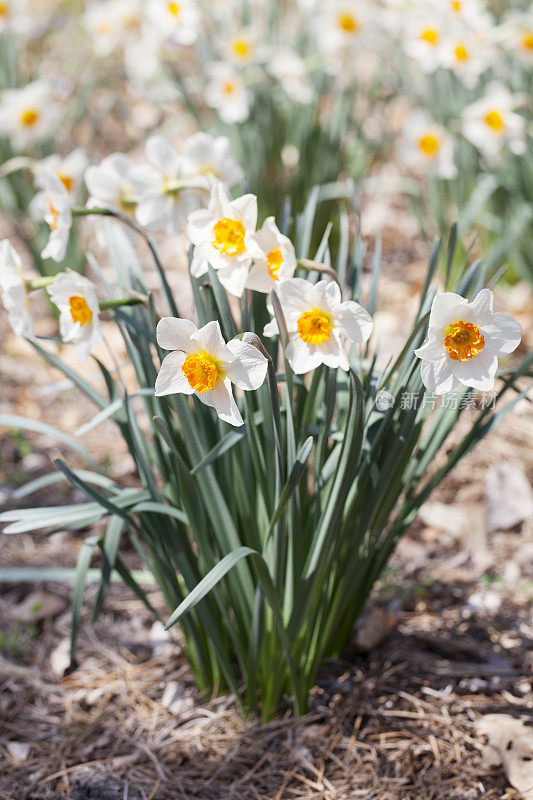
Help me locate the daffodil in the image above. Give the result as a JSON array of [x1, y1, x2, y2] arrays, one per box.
[[0, 240, 33, 337], [398, 110, 457, 179], [154, 318, 268, 426], [147, 0, 200, 46], [34, 149, 88, 201], [131, 135, 192, 235], [402, 16, 445, 73], [246, 217, 297, 293], [461, 83, 526, 162], [47, 270, 103, 363], [415, 288, 521, 394], [182, 132, 244, 190], [85, 153, 139, 217], [187, 182, 258, 298], [268, 49, 313, 105], [264, 278, 373, 374], [30, 169, 73, 263], [315, 1, 370, 72], [204, 63, 250, 124], [0, 81, 60, 150]]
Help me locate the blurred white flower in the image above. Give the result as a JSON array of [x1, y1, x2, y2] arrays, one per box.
[[461, 83, 526, 162], [155, 318, 268, 426], [187, 182, 258, 298], [131, 135, 192, 235], [398, 110, 457, 179], [84, 0, 141, 57], [0, 81, 60, 150], [246, 217, 297, 294], [205, 63, 250, 123], [30, 169, 73, 263], [415, 288, 521, 394], [439, 31, 492, 87], [146, 0, 200, 46], [314, 1, 371, 72], [0, 240, 33, 337], [182, 132, 244, 189], [34, 149, 88, 200], [225, 30, 257, 65], [269, 49, 313, 104], [0, 0, 30, 35], [402, 15, 444, 72], [264, 278, 373, 374], [85, 153, 139, 217], [500, 11, 533, 66], [47, 270, 102, 363]]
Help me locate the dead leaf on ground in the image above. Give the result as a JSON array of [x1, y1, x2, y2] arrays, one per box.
[[476, 713, 533, 799]]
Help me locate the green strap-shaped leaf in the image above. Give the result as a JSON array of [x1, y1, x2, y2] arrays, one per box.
[[70, 535, 100, 667], [0, 414, 101, 471]]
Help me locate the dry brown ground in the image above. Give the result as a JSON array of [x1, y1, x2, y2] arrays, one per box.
[[0, 217, 532, 799]]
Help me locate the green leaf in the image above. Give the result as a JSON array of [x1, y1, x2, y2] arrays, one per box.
[[0, 414, 101, 471], [70, 535, 100, 667]]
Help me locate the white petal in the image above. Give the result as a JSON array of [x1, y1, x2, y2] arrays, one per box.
[[285, 335, 324, 374], [263, 317, 279, 337], [317, 334, 350, 370], [420, 356, 455, 395], [216, 262, 250, 298], [482, 313, 522, 357], [135, 195, 171, 229], [199, 378, 243, 426], [155, 351, 194, 396], [225, 340, 268, 390], [187, 208, 214, 244], [467, 288, 494, 323], [414, 337, 446, 360], [145, 135, 181, 175], [335, 301, 373, 344], [190, 320, 232, 360], [156, 317, 198, 351], [428, 292, 468, 332], [245, 261, 276, 293], [452, 348, 498, 391], [231, 193, 257, 231]]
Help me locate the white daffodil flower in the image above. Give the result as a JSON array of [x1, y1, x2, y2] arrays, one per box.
[[0, 0, 30, 35], [314, 2, 369, 72], [0, 81, 60, 150], [439, 32, 492, 88], [402, 16, 445, 73], [461, 83, 526, 162], [500, 12, 533, 67], [34, 149, 88, 200], [146, 0, 200, 46], [225, 29, 258, 66], [182, 132, 244, 190], [187, 182, 258, 298], [85, 153, 139, 217], [414, 289, 522, 395], [154, 318, 268, 426], [47, 270, 103, 363], [246, 217, 297, 294], [0, 240, 33, 337], [30, 169, 73, 263], [131, 135, 192, 235], [398, 110, 457, 179], [205, 63, 250, 124], [264, 278, 373, 374]]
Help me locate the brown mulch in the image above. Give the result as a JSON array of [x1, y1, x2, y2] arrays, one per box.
[[0, 554, 531, 800]]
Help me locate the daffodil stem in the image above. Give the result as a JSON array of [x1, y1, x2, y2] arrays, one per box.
[[297, 258, 341, 286], [99, 297, 145, 310], [71, 206, 179, 317], [26, 276, 55, 291]]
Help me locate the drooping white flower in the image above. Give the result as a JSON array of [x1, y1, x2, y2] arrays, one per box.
[[414, 288, 521, 394], [461, 83, 526, 162], [246, 217, 297, 294], [30, 169, 73, 263], [204, 63, 250, 124], [154, 318, 268, 426], [187, 182, 258, 298], [84, 153, 139, 217], [182, 132, 244, 189], [131, 135, 192, 235], [398, 110, 457, 179], [34, 149, 88, 201], [0, 240, 33, 337], [0, 81, 60, 150], [47, 270, 103, 363], [264, 278, 373, 374], [146, 0, 200, 46]]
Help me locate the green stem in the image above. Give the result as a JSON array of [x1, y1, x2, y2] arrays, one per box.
[[99, 297, 145, 310], [297, 258, 341, 286], [71, 206, 179, 317], [26, 276, 55, 291]]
